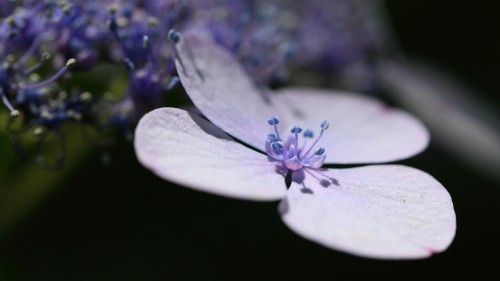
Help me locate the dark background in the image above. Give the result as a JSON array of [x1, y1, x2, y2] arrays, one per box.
[[1, 0, 499, 280]]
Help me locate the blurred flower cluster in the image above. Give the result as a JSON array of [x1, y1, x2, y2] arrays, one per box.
[[1, 0, 377, 167], [3, 0, 496, 181], [0, 0, 188, 167]]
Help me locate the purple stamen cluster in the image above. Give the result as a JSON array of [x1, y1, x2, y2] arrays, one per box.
[[0, 0, 188, 166], [265, 116, 328, 171], [0, 0, 378, 168], [104, 1, 185, 131]]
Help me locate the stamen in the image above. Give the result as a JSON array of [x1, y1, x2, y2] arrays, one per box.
[[290, 126, 302, 154], [314, 147, 325, 155], [168, 29, 180, 43], [147, 16, 159, 27], [22, 52, 51, 76], [290, 126, 302, 134], [20, 58, 76, 89], [271, 141, 283, 150], [79, 91, 93, 102], [108, 5, 119, 35], [268, 116, 281, 140], [297, 129, 312, 155], [267, 133, 278, 142], [302, 120, 329, 157], [264, 116, 326, 171], [108, 4, 118, 16], [267, 116, 280, 125], [14, 36, 42, 69], [165, 76, 179, 91], [320, 120, 329, 130], [0, 88, 19, 118], [143, 35, 149, 49], [123, 57, 135, 72]]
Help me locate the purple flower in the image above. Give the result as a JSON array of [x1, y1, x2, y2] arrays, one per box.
[[186, 0, 295, 83], [134, 33, 456, 259]]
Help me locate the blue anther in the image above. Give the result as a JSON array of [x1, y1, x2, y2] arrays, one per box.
[[314, 147, 326, 155], [303, 129, 314, 138], [166, 76, 179, 91], [123, 58, 135, 72], [320, 120, 329, 130], [271, 141, 283, 150], [267, 116, 279, 126], [290, 126, 302, 134], [168, 29, 180, 43], [267, 133, 278, 142]]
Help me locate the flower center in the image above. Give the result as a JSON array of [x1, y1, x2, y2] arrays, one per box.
[[265, 116, 329, 171]]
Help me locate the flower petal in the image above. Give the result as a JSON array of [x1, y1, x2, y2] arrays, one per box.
[[134, 107, 287, 201], [175, 31, 281, 151], [273, 88, 430, 164], [279, 165, 456, 259]]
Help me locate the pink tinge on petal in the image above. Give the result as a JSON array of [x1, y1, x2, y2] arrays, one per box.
[[279, 165, 456, 259], [134, 107, 287, 201], [175, 31, 284, 152], [273, 88, 430, 164]]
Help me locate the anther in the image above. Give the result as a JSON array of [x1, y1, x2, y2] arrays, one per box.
[[108, 4, 118, 15], [42, 52, 51, 61], [1, 88, 18, 117], [28, 73, 41, 82], [10, 110, 20, 119], [62, 4, 72, 15], [123, 57, 135, 71], [147, 16, 159, 27], [6, 16, 15, 27], [80, 91, 92, 102], [33, 127, 44, 137], [23, 52, 52, 76], [267, 133, 278, 142], [314, 147, 325, 155], [303, 129, 314, 138], [271, 141, 283, 150], [168, 29, 180, 43], [166, 76, 179, 91], [6, 55, 15, 64], [290, 126, 302, 134], [20, 58, 76, 89], [67, 110, 82, 121], [267, 116, 279, 125], [66, 58, 77, 67], [320, 120, 329, 130]]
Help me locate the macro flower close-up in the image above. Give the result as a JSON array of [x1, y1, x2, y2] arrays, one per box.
[[134, 32, 456, 259], [0, 0, 499, 280]]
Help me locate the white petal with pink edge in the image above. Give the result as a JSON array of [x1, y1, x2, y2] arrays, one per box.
[[279, 165, 456, 259]]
